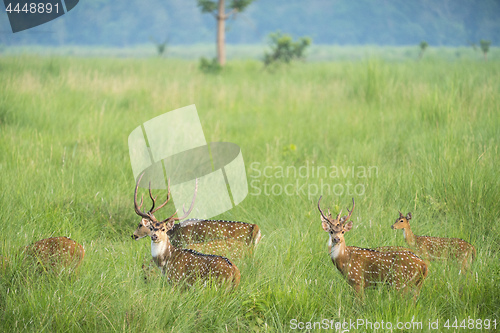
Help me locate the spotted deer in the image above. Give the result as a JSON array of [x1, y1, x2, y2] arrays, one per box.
[[133, 174, 240, 287], [1, 237, 84, 275], [392, 212, 476, 272], [132, 218, 261, 259], [25, 236, 85, 274], [319, 197, 428, 299]]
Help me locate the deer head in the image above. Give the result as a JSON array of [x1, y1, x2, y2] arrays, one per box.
[[133, 172, 198, 243], [318, 197, 354, 245], [391, 211, 412, 230]]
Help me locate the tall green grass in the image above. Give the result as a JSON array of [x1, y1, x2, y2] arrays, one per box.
[[0, 55, 499, 332]]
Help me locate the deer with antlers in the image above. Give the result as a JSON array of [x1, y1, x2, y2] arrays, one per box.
[[132, 218, 261, 259], [133, 174, 240, 287], [319, 197, 428, 299], [392, 212, 476, 272]]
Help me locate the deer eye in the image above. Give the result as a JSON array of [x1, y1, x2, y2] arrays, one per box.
[[400, 220, 404, 222], [342, 231, 344, 234]]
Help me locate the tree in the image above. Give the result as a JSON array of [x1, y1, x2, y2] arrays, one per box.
[[263, 32, 312, 67], [418, 41, 428, 60], [197, 0, 255, 66], [480, 39, 491, 61], [150, 36, 169, 57]]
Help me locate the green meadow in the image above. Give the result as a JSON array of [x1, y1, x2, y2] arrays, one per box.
[[0, 53, 499, 332]]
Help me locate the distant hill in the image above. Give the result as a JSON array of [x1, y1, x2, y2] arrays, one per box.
[[1, 0, 498, 46]]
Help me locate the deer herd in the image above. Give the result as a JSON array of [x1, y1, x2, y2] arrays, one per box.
[[0, 172, 476, 301]]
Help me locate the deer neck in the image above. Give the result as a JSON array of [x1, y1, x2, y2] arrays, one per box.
[[403, 226, 416, 246], [329, 238, 350, 274], [151, 237, 174, 268]]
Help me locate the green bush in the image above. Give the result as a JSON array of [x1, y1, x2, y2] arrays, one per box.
[[199, 57, 222, 74], [263, 31, 311, 66], [418, 41, 428, 60], [480, 39, 491, 60]]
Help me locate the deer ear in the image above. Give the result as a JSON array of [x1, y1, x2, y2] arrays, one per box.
[[321, 220, 331, 232], [344, 221, 353, 232], [141, 218, 150, 227], [406, 212, 412, 220], [165, 219, 175, 230]]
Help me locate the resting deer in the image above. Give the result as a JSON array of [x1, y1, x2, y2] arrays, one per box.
[[133, 174, 240, 287], [25, 237, 85, 273], [132, 218, 261, 259], [1, 237, 85, 275], [391, 212, 476, 272], [319, 197, 428, 299]]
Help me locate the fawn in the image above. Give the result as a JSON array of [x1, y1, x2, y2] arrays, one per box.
[[391, 212, 476, 272]]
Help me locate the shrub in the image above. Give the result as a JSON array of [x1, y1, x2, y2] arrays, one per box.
[[480, 39, 491, 61], [263, 31, 311, 67], [199, 57, 223, 74]]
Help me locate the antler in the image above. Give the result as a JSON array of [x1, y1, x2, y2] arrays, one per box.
[[134, 172, 150, 219], [148, 179, 172, 214], [135, 172, 174, 219], [318, 196, 346, 222], [336, 209, 343, 221], [163, 179, 199, 222], [345, 197, 355, 222], [318, 196, 329, 221]]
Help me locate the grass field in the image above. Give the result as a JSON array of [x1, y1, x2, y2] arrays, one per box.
[[0, 54, 499, 332]]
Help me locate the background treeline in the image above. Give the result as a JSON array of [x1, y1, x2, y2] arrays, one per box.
[[1, 0, 499, 47]]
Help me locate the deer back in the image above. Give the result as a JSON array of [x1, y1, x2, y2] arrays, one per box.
[[415, 235, 475, 261], [174, 219, 261, 246], [24, 237, 85, 273], [186, 238, 249, 260], [346, 247, 428, 290], [165, 247, 240, 287]]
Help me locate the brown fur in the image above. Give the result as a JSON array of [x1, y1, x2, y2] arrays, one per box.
[[24, 237, 85, 274]]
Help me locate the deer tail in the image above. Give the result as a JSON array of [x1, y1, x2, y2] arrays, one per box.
[[232, 265, 241, 288], [252, 225, 262, 246]]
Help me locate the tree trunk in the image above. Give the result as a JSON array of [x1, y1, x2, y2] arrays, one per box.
[[217, 0, 226, 66]]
